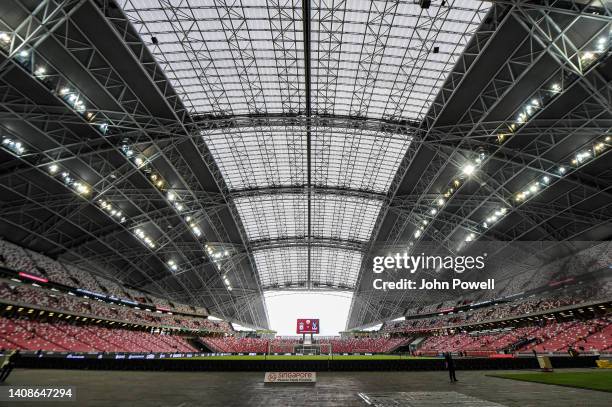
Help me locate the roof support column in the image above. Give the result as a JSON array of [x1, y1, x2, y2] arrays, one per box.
[[302, 0, 312, 289]]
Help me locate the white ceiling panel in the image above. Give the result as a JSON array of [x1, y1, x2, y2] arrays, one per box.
[[121, 0, 305, 116], [200, 125, 306, 190], [312, 0, 490, 120], [202, 124, 410, 193], [235, 193, 382, 242], [254, 246, 362, 289]]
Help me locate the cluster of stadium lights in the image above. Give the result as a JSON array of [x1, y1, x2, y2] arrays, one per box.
[[1, 137, 26, 155], [49, 169, 143, 245], [205, 244, 232, 270], [121, 143, 166, 191], [98, 200, 126, 223], [134, 228, 156, 249], [169, 193, 206, 241], [497, 35, 609, 145], [121, 143, 202, 235], [205, 244, 233, 290], [515, 134, 611, 204], [166, 191, 185, 212], [48, 163, 91, 196], [167, 259, 179, 272], [410, 153, 485, 243], [0, 32, 109, 135], [409, 133, 610, 249], [224, 277, 232, 291], [514, 175, 553, 203], [184, 215, 202, 237], [122, 140, 230, 276], [120, 143, 197, 268], [120, 144, 148, 169], [457, 133, 611, 248], [47, 149, 163, 255], [481, 207, 508, 229], [121, 144, 219, 273], [580, 36, 608, 64]]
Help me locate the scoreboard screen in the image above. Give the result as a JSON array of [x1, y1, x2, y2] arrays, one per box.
[[296, 319, 319, 334]]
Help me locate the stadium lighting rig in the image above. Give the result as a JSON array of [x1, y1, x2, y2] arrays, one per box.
[[461, 163, 476, 176], [120, 144, 148, 168], [411, 132, 610, 252], [205, 244, 232, 262], [425, 32, 611, 251], [515, 98, 540, 125], [1, 137, 26, 155], [185, 216, 203, 238], [120, 140, 209, 242], [98, 200, 127, 223], [205, 244, 235, 291], [167, 259, 179, 273], [409, 153, 485, 241], [134, 228, 156, 249], [121, 142, 210, 240], [496, 35, 609, 145], [514, 175, 552, 202], [459, 134, 611, 250], [0, 31, 10, 45], [223, 275, 233, 291], [149, 173, 165, 189], [2, 21, 399, 300], [481, 207, 508, 229], [2, 38, 218, 273], [120, 140, 223, 273], [51, 164, 136, 228], [2, 133, 181, 258], [515, 134, 611, 204], [46, 166, 91, 196], [0, 39, 110, 135], [166, 191, 185, 212], [120, 144, 191, 214]]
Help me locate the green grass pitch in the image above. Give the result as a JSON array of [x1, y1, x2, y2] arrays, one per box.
[[488, 371, 612, 393]]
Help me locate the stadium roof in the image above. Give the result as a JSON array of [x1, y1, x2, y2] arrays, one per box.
[[0, 0, 610, 329]]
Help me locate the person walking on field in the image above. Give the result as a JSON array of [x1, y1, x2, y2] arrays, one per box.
[[444, 352, 458, 383]]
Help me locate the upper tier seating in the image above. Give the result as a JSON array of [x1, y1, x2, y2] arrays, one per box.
[[0, 238, 226, 331], [0, 281, 230, 333], [0, 238, 209, 318], [417, 317, 612, 355], [0, 240, 39, 276], [383, 280, 612, 334]]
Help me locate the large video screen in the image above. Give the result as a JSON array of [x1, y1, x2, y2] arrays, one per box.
[[296, 319, 319, 334]]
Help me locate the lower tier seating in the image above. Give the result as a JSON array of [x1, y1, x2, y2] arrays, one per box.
[[0, 316, 198, 353]]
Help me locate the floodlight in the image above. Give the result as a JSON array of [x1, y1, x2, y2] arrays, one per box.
[[462, 164, 475, 175]]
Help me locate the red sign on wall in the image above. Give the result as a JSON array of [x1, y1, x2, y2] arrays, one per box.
[[296, 319, 319, 334]]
